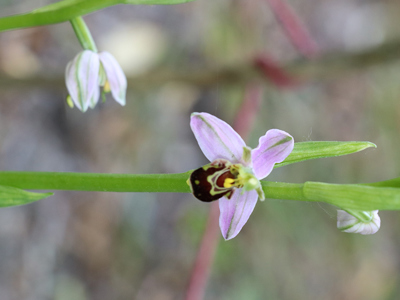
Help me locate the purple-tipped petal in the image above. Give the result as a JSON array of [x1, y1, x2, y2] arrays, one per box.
[[99, 52, 127, 106], [65, 50, 100, 112], [190, 113, 247, 164], [251, 129, 294, 179], [219, 189, 258, 240]]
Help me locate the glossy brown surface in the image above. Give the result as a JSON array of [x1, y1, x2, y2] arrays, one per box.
[[189, 162, 235, 202]]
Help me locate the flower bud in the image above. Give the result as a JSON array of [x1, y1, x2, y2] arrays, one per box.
[[65, 50, 100, 112], [337, 210, 380, 235], [65, 50, 126, 111]]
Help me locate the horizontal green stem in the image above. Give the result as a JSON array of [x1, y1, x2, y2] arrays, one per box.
[[261, 181, 306, 201], [3, 171, 400, 211], [0, 0, 195, 32], [0, 171, 192, 193], [0, 171, 305, 201], [0, 0, 121, 32]]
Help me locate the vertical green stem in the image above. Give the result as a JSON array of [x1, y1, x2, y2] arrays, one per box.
[[70, 16, 98, 52]]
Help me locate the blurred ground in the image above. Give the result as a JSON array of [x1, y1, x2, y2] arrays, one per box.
[[0, 0, 400, 299]]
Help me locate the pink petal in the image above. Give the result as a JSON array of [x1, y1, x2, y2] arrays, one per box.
[[190, 113, 247, 164], [99, 52, 127, 106], [251, 129, 294, 179], [219, 189, 258, 240], [65, 50, 100, 112]]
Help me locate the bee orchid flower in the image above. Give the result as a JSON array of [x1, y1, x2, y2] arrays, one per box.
[[65, 50, 127, 112], [188, 112, 294, 240]]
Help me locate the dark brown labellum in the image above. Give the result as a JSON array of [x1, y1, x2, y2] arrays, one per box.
[[188, 159, 236, 202]]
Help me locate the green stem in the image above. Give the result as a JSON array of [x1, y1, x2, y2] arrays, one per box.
[[0, 171, 191, 193], [0, 171, 306, 201], [0, 0, 195, 33], [4, 170, 400, 212], [261, 181, 306, 201], [70, 17, 97, 52], [0, 0, 121, 32]]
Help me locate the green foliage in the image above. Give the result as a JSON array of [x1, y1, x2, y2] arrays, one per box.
[[0, 185, 52, 208], [276, 141, 376, 168], [0, 0, 195, 32]]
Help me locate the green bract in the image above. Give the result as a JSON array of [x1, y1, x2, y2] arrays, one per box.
[[0, 185, 53, 208]]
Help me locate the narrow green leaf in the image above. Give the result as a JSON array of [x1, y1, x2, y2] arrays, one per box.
[[303, 181, 400, 211], [0, 0, 195, 32], [364, 177, 400, 188], [275, 141, 376, 168], [0, 185, 53, 208]]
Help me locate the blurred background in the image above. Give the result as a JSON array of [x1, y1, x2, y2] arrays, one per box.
[[1, 0, 400, 299]]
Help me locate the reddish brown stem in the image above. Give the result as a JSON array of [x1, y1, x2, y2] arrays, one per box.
[[265, 0, 319, 58], [184, 202, 220, 300], [184, 85, 261, 300], [233, 84, 263, 137], [253, 56, 299, 88]]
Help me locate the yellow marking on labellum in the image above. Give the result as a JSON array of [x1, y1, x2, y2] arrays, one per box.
[[189, 158, 267, 202], [188, 159, 236, 202], [224, 178, 235, 188], [207, 168, 232, 196]]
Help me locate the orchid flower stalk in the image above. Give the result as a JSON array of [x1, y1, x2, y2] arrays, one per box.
[[188, 112, 294, 240], [70, 16, 97, 52]]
